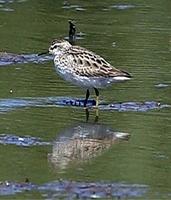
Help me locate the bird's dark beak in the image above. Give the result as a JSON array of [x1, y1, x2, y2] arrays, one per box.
[[38, 51, 49, 56]]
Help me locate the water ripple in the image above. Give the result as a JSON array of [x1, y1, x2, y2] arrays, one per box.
[[110, 4, 136, 10], [155, 83, 169, 88], [0, 0, 28, 12]]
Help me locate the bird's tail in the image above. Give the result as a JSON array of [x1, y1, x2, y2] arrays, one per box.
[[111, 69, 132, 81], [120, 70, 132, 78]]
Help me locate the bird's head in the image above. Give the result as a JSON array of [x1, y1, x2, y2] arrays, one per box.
[[49, 39, 72, 55]]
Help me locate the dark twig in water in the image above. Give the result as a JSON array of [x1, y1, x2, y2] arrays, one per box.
[[38, 20, 76, 56], [68, 20, 76, 45], [25, 178, 29, 183]]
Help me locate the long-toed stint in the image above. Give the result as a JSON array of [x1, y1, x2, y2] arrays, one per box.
[[46, 39, 131, 107]]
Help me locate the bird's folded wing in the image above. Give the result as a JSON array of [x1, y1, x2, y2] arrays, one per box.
[[65, 51, 130, 78]]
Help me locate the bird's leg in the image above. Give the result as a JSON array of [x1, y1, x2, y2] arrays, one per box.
[[84, 89, 90, 107], [94, 88, 99, 121], [94, 109, 99, 122], [94, 88, 99, 107]]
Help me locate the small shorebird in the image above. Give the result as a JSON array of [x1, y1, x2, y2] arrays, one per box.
[[48, 39, 131, 107]]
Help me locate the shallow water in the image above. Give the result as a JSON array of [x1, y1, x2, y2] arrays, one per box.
[[0, 0, 171, 199]]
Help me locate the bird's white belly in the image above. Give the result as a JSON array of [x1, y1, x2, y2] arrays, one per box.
[[54, 61, 129, 88], [55, 67, 113, 88]]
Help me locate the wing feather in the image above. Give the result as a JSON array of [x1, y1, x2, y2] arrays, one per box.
[[64, 46, 131, 78]]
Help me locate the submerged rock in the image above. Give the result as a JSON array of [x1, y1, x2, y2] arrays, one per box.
[[0, 97, 169, 113], [0, 180, 148, 199], [0, 52, 52, 66], [106, 101, 170, 112], [0, 134, 51, 147], [0, 181, 36, 196], [39, 181, 148, 199]]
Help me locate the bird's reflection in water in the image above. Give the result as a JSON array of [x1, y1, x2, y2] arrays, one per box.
[[85, 108, 99, 122], [48, 109, 130, 170]]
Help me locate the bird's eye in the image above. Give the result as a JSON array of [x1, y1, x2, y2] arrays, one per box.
[[50, 44, 58, 51]]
